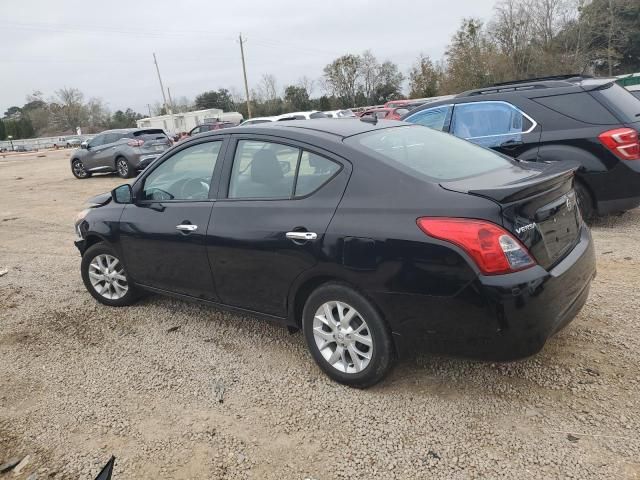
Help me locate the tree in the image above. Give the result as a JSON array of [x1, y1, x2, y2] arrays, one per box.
[[371, 61, 405, 103], [194, 89, 235, 111], [4, 106, 21, 119], [256, 74, 284, 115], [284, 85, 311, 111], [0, 119, 5, 140], [443, 18, 501, 93], [323, 54, 362, 107], [408, 55, 443, 98], [110, 108, 143, 129], [53, 87, 86, 131]]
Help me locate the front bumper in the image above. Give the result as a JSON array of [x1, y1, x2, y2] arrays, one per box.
[[383, 227, 596, 361]]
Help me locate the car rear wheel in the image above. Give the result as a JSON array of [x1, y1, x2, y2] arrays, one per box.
[[575, 180, 594, 222], [116, 157, 133, 178], [81, 243, 139, 307], [71, 159, 91, 179], [302, 283, 394, 388]]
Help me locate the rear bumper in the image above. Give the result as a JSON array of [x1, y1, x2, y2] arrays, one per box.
[[580, 162, 640, 214], [596, 195, 640, 215], [382, 227, 596, 361]]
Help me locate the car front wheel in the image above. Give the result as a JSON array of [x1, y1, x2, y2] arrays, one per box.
[[302, 283, 394, 388], [81, 243, 139, 307], [71, 159, 91, 179]]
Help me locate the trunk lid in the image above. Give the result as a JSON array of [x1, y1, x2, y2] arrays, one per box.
[[441, 161, 582, 269]]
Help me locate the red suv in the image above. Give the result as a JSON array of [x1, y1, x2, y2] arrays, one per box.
[[359, 107, 409, 121]]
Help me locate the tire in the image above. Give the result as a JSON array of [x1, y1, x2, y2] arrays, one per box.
[[81, 242, 139, 307], [575, 180, 595, 222], [116, 157, 134, 178], [71, 159, 91, 179], [302, 282, 394, 388]]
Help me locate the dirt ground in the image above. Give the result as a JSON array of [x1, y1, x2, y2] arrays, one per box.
[[1, 149, 639, 479]]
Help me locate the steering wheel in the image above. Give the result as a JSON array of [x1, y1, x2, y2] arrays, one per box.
[[179, 177, 210, 199]]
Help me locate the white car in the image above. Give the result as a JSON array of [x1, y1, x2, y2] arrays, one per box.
[[323, 109, 356, 118], [275, 111, 328, 121], [239, 116, 276, 126]]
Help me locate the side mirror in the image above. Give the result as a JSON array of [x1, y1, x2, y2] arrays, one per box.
[[279, 161, 292, 174], [112, 184, 133, 204], [81, 141, 88, 149]]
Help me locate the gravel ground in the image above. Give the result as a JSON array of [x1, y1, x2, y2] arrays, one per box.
[[1, 150, 640, 479]]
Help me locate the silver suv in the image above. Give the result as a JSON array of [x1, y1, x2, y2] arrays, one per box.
[[70, 128, 171, 179]]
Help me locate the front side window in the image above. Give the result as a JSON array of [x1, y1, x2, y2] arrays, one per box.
[[450, 102, 531, 148], [142, 141, 222, 201], [88, 134, 105, 148], [405, 105, 452, 131]]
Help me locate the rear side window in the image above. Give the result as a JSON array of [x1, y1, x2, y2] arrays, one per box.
[[346, 125, 512, 181], [450, 101, 533, 148], [295, 152, 340, 196], [228, 140, 339, 199], [104, 133, 124, 144], [533, 91, 619, 124], [590, 83, 640, 123], [405, 105, 452, 131], [309, 112, 328, 119]]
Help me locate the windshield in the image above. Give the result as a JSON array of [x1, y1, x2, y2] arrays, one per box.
[[346, 125, 513, 181]]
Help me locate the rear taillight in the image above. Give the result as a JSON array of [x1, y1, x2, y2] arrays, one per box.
[[598, 128, 640, 160], [127, 139, 144, 147], [416, 217, 536, 275]]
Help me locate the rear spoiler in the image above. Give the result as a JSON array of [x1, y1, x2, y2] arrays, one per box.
[[442, 161, 580, 203]]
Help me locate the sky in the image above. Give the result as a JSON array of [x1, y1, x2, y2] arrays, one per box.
[[0, 0, 497, 115]]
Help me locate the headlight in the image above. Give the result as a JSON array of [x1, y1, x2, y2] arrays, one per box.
[[74, 209, 90, 239]]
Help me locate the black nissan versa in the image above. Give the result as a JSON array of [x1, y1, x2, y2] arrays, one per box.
[[402, 75, 640, 220], [74, 119, 596, 387]]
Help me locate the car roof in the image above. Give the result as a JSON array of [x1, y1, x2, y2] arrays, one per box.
[[199, 118, 403, 140]]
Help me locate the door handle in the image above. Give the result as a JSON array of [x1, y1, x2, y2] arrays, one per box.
[[176, 224, 198, 232], [286, 231, 317, 241]]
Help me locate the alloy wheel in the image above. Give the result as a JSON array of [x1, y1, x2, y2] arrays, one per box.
[[312, 301, 373, 373], [88, 254, 129, 300], [72, 160, 87, 178], [117, 159, 129, 177]]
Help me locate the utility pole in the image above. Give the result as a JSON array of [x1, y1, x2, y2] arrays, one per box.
[[147, 104, 152, 118], [238, 33, 252, 119], [167, 87, 175, 113], [153, 52, 175, 133]]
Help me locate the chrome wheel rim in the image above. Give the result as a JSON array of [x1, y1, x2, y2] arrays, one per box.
[[88, 254, 128, 300], [313, 301, 373, 373], [117, 159, 128, 176], [73, 160, 87, 178]]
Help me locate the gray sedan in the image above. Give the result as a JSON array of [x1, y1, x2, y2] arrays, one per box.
[[70, 128, 171, 179]]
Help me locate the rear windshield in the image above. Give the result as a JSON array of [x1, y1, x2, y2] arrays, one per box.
[[133, 129, 167, 137], [590, 83, 640, 123], [345, 125, 512, 181]]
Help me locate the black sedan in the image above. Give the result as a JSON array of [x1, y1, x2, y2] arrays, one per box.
[[74, 119, 596, 387]]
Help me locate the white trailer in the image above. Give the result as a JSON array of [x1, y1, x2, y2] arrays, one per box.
[[136, 109, 244, 134]]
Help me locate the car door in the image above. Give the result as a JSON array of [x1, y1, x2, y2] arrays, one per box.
[[83, 134, 107, 170], [118, 137, 227, 300], [449, 101, 541, 159], [207, 136, 350, 317]]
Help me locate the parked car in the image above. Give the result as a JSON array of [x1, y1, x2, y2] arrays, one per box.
[[239, 116, 276, 126], [324, 109, 357, 118], [276, 111, 328, 120], [360, 107, 409, 120], [70, 128, 172, 179], [53, 136, 82, 149], [74, 119, 595, 387], [402, 75, 640, 219], [384, 95, 455, 109], [188, 121, 235, 136]]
